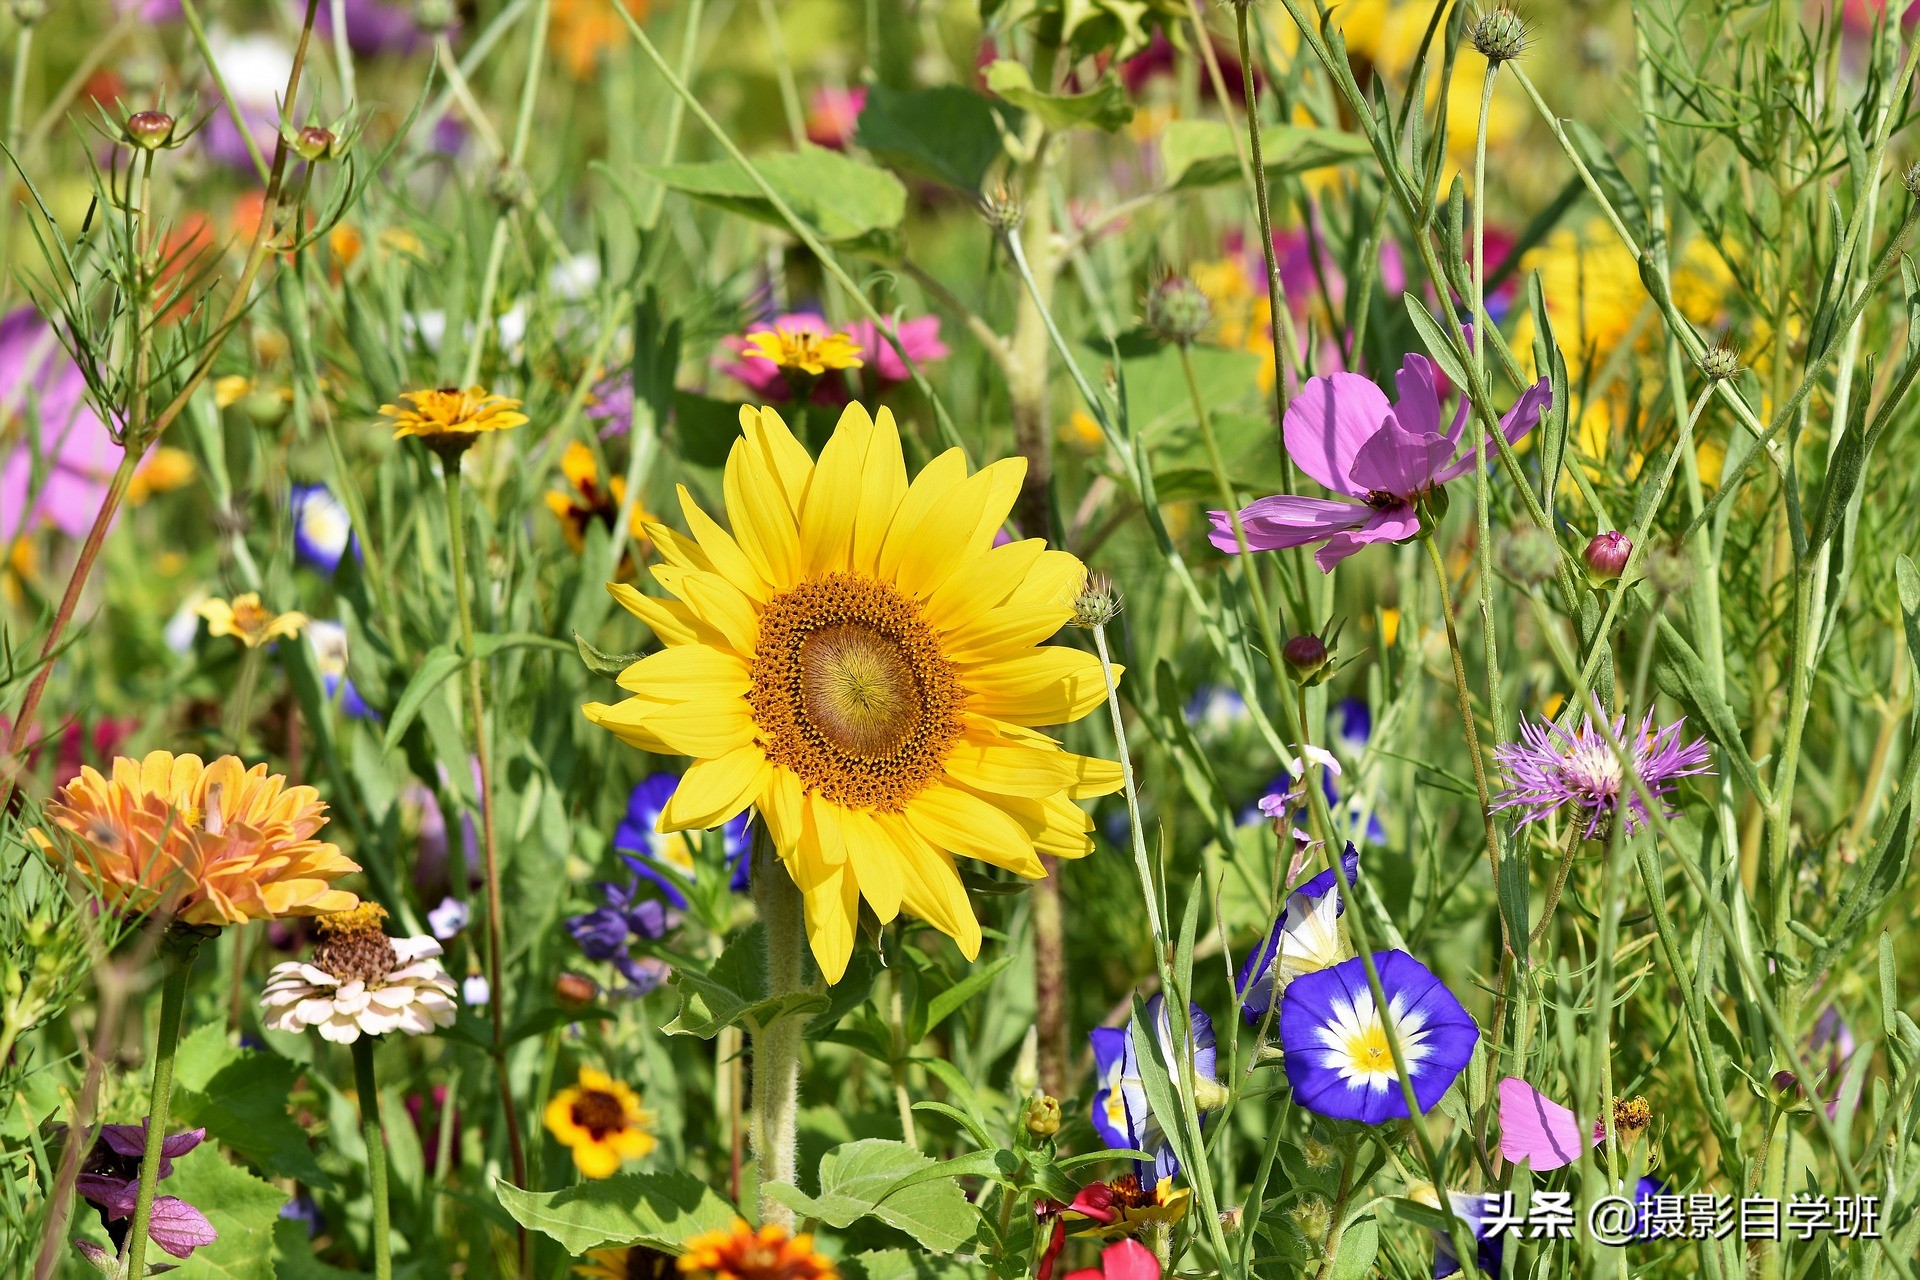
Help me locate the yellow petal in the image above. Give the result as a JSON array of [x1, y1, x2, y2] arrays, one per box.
[[615, 644, 751, 697], [724, 433, 804, 589], [997, 792, 1099, 860], [798, 403, 871, 575], [581, 700, 674, 754], [1061, 752, 1125, 798], [834, 803, 903, 923], [661, 745, 770, 830], [876, 449, 967, 582], [741, 406, 815, 517], [942, 742, 1084, 799], [889, 467, 999, 600], [963, 455, 1028, 549], [758, 769, 807, 855], [904, 783, 1042, 879], [671, 571, 762, 657], [875, 813, 982, 959], [606, 583, 699, 647], [964, 647, 1117, 726], [850, 407, 909, 575], [1007, 549, 1089, 610], [788, 840, 858, 983], [677, 485, 769, 602], [922, 538, 1047, 631], [944, 602, 1073, 663], [617, 698, 756, 759]]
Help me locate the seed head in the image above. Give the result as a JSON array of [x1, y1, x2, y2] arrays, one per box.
[[1021, 1093, 1062, 1138], [125, 111, 177, 150], [1647, 542, 1693, 596], [1499, 524, 1561, 587], [1470, 5, 1529, 64], [1145, 274, 1212, 346], [1070, 573, 1122, 629], [1582, 530, 1633, 584], [1698, 341, 1741, 383], [979, 183, 1024, 234]]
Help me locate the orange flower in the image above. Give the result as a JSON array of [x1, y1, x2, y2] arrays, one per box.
[[550, 0, 650, 80], [32, 751, 361, 927], [677, 1220, 837, 1280]]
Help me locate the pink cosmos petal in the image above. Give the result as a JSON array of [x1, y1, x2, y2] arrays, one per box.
[[1389, 354, 1445, 438], [1209, 494, 1371, 554], [1312, 507, 1418, 571], [1282, 372, 1389, 497], [1346, 419, 1456, 496], [1498, 1076, 1595, 1171], [147, 1195, 218, 1259], [1434, 377, 1553, 483], [851, 314, 947, 385]]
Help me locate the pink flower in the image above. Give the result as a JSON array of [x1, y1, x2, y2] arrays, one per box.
[[805, 85, 868, 150], [848, 315, 948, 388], [1209, 354, 1551, 570], [1, 309, 118, 547], [1497, 1077, 1596, 1172], [1066, 1239, 1160, 1280]]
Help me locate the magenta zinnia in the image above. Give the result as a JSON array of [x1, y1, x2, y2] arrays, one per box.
[[1491, 707, 1712, 839]]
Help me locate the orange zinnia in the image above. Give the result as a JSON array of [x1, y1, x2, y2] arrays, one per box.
[[32, 751, 361, 927], [677, 1219, 837, 1280]]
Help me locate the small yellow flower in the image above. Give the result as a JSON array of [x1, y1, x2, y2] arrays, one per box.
[[543, 1067, 656, 1178], [1057, 409, 1106, 452], [677, 1219, 838, 1280], [128, 447, 195, 504], [544, 441, 652, 572], [381, 385, 529, 450], [576, 1245, 675, 1280], [198, 593, 309, 649], [1065, 1173, 1191, 1241], [214, 375, 253, 408], [740, 320, 865, 377]]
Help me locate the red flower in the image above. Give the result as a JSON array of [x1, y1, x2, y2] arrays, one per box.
[[1065, 1240, 1160, 1280]]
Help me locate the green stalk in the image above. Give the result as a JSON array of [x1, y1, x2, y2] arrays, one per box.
[[436, 450, 530, 1222], [350, 1036, 393, 1280], [754, 0, 806, 150], [1468, 63, 1506, 752], [122, 934, 201, 1280], [748, 827, 804, 1229], [1232, 0, 1303, 414], [1418, 531, 1504, 903]]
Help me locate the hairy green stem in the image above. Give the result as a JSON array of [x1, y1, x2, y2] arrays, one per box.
[[122, 936, 199, 1280], [749, 827, 804, 1229], [351, 1036, 393, 1280]]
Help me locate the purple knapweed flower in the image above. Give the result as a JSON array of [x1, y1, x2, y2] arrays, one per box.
[[75, 1122, 218, 1261], [1210, 354, 1551, 571], [1492, 705, 1713, 840]]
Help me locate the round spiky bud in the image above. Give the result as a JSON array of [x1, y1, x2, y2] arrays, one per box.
[[1070, 573, 1122, 629], [1288, 1196, 1333, 1252], [1698, 341, 1740, 382], [1647, 542, 1693, 596], [1470, 5, 1529, 64], [1145, 275, 1212, 346], [487, 163, 534, 211], [125, 110, 176, 150], [1499, 524, 1561, 587], [980, 183, 1024, 234], [1021, 1093, 1062, 1138], [1583, 530, 1632, 584], [1904, 161, 1920, 198]]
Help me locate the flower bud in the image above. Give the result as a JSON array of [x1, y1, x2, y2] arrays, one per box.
[[1698, 342, 1740, 382], [1582, 530, 1632, 584], [980, 182, 1024, 233], [1191, 1075, 1230, 1112], [1069, 572, 1122, 629], [487, 163, 533, 211], [1288, 1195, 1332, 1251], [1145, 275, 1212, 346], [8, 0, 48, 25], [553, 972, 599, 1008], [1282, 633, 1331, 682], [1498, 524, 1561, 587], [1022, 1093, 1062, 1138], [1905, 161, 1920, 198], [1470, 6, 1528, 64], [293, 125, 337, 162], [126, 110, 176, 150], [412, 0, 457, 32], [1647, 542, 1693, 596]]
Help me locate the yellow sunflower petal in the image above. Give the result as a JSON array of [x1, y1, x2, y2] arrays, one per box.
[[740, 405, 815, 515], [964, 454, 1028, 548], [850, 407, 909, 574], [921, 538, 1047, 631], [660, 745, 770, 830], [941, 742, 1084, 799], [723, 434, 804, 589], [606, 582, 700, 647], [875, 813, 982, 959], [650, 522, 717, 575], [964, 647, 1118, 726], [594, 697, 755, 759], [834, 803, 903, 923], [875, 448, 967, 582], [677, 485, 770, 602], [944, 602, 1074, 664], [1007, 548, 1090, 610], [798, 402, 872, 575], [789, 843, 858, 983], [996, 792, 1099, 861], [904, 783, 1041, 878], [758, 770, 807, 856], [668, 571, 761, 657], [614, 644, 751, 697]]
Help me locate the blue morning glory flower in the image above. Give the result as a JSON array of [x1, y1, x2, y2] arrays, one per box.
[[1089, 995, 1218, 1184], [566, 881, 669, 996], [1431, 1190, 1503, 1278], [1236, 846, 1359, 1027], [291, 483, 353, 575], [1279, 950, 1477, 1124], [614, 775, 751, 906], [308, 620, 374, 720]]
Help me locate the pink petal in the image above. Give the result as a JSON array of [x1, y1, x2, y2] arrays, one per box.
[[1210, 494, 1370, 553], [1388, 354, 1446, 438], [147, 1196, 218, 1259], [1346, 419, 1455, 497], [1498, 1076, 1593, 1171], [1100, 1239, 1161, 1280], [1311, 508, 1418, 571], [1433, 377, 1553, 483], [1282, 373, 1390, 497]]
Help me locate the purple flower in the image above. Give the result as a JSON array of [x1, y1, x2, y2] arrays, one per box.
[[2, 309, 118, 547], [75, 1122, 217, 1261], [1089, 996, 1217, 1185], [426, 896, 469, 939], [566, 880, 670, 996], [1235, 847, 1358, 1027], [199, 31, 296, 172], [315, 0, 441, 56], [1279, 950, 1478, 1124], [1491, 706, 1713, 840], [1209, 354, 1551, 571], [615, 775, 751, 905]]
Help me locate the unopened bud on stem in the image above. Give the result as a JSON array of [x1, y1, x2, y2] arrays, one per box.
[[1583, 530, 1632, 584]]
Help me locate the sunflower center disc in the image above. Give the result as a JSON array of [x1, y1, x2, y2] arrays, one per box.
[[571, 1089, 626, 1140], [749, 573, 963, 811]]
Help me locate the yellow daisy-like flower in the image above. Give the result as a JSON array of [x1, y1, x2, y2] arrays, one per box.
[[380, 385, 529, 450], [546, 441, 653, 570], [1066, 1173, 1192, 1241], [543, 1067, 657, 1178], [576, 1245, 675, 1280], [678, 1219, 837, 1280], [31, 750, 361, 927], [197, 593, 309, 649], [581, 404, 1124, 982], [740, 320, 865, 378]]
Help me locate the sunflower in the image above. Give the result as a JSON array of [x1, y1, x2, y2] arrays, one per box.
[[581, 404, 1123, 981], [576, 1244, 676, 1279], [197, 593, 309, 649], [677, 1219, 837, 1280], [543, 1067, 657, 1178], [31, 750, 361, 926], [380, 385, 529, 452]]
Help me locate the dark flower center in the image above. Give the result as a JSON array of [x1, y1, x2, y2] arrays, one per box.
[[571, 1088, 627, 1140], [626, 1245, 675, 1280], [1364, 489, 1405, 510], [313, 906, 399, 984]]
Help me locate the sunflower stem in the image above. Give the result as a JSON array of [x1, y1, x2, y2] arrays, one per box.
[[351, 1036, 394, 1280], [436, 452, 530, 1238], [749, 826, 804, 1230], [122, 932, 199, 1280]]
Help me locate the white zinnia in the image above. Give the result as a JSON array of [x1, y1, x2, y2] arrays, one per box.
[[262, 935, 457, 1044]]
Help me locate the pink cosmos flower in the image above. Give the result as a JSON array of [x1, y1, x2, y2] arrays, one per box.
[[1497, 1077, 1597, 1171], [848, 315, 948, 388], [1, 309, 118, 547], [1209, 354, 1551, 570]]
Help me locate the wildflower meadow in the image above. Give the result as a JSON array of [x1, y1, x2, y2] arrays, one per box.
[[5, 0, 1920, 1276]]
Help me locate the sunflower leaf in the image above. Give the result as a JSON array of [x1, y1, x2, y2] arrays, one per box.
[[763, 1139, 980, 1254], [493, 1169, 737, 1254]]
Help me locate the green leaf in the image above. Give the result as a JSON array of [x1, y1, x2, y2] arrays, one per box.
[[1329, 1214, 1379, 1280], [271, 1219, 361, 1279], [763, 1139, 979, 1254], [171, 1024, 332, 1189], [1163, 119, 1372, 190], [382, 643, 462, 750], [574, 630, 647, 680], [984, 62, 1133, 133], [644, 148, 907, 255], [163, 1144, 290, 1280], [854, 83, 1014, 192], [672, 391, 747, 468], [494, 1169, 738, 1254], [912, 953, 1014, 1042], [1402, 294, 1469, 389], [663, 923, 831, 1038]]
